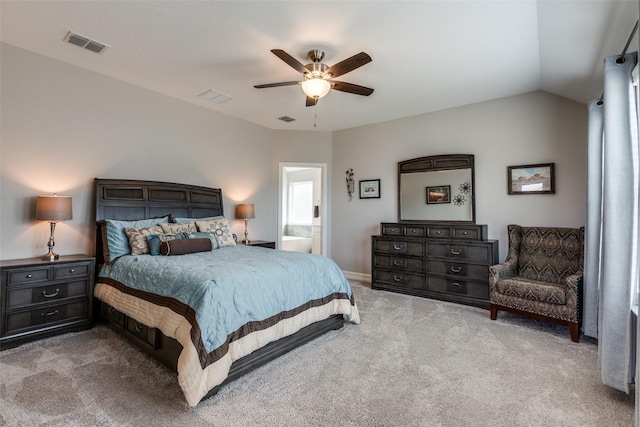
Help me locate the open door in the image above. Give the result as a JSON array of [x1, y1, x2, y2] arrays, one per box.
[[278, 163, 327, 255]]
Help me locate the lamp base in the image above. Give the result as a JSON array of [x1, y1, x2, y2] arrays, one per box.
[[242, 239, 251, 244], [41, 252, 59, 261]]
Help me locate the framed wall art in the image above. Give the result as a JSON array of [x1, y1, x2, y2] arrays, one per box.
[[359, 179, 380, 199], [507, 163, 555, 195], [426, 185, 451, 204]]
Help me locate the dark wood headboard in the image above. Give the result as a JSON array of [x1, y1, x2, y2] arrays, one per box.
[[94, 178, 224, 265]]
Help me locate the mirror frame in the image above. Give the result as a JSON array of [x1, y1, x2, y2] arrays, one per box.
[[398, 154, 476, 223]]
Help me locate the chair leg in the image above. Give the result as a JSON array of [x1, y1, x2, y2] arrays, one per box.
[[569, 322, 580, 343], [490, 304, 498, 320]]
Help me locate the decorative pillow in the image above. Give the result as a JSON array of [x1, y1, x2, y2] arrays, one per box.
[[174, 216, 223, 223], [196, 218, 236, 247], [146, 232, 188, 256], [160, 238, 212, 256], [100, 215, 171, 264], [124, 226, 164, 255], [160, 222, 197, 234], [187, 231, 219, 249]]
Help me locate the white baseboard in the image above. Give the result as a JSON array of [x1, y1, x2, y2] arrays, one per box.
[[343, 271, 371, 284]]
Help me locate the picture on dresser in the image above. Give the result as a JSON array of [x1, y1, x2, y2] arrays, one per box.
[[359, 179, 380, 199], [426, 185, 450, 204]]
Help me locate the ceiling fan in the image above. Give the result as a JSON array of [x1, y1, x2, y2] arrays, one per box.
[[254, 49, 374, 106]]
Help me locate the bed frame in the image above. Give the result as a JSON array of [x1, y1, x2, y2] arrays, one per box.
[[94, 178, 343, 401]]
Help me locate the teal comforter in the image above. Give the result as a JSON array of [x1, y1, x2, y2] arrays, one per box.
[[99, 246, 356, 354]]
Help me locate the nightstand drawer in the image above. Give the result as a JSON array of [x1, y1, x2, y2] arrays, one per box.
[[7, 267, 49, 286], [54, 263, 90, 280], [6, 280, 89, 310], [4, 300, 88, 335]]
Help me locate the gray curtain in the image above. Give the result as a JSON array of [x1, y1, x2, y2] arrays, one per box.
[[585, 51, 639, 393]]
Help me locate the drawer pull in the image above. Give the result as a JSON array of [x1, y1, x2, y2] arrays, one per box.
[[42, 288, 60, 298], [451, 282, 462, 288], [450, 266, 462, 273], [411, 230, 416, 233], [69, 269, 75, 273], [134, 323, 145, 332], [41, 310, 59, 317], [26, 274, 33, 279], [108, 306, 117, 314], [436, 231, 441, 234], [393, 244, 403, 250], [450, 249, 462, 255], [393, 260, 403, 266], [393, 275, 403, 282], [463, 231, 468, 235]]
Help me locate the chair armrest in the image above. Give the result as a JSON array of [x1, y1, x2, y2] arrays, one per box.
[[564, 271, 583, 295], [489, 261, 518, 290]]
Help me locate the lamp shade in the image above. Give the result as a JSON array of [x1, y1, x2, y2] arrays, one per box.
[[36, 195, 73, 221], [301, 78, 331, 99], [236, 203, 255, 220]]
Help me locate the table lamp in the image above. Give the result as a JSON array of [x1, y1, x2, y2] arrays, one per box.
[[236, 203, 255, 244], [36, 194, 73, 261]]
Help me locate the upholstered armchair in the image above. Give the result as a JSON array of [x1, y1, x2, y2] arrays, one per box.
[[489, 225, 584, 342]]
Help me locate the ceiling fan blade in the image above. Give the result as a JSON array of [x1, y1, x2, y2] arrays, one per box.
[[325, 52, 372, 78], [330, 81, 374, 96], [271, 49, 308, 74], [306, 96, 318, 107], [254, 81, 300, 89]]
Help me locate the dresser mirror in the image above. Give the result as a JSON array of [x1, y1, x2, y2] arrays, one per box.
[[398, 154, 475, 223]]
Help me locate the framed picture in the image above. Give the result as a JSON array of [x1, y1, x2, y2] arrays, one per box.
[[508, 163, 555, 195], [426, 185, 451, 204], [359, 179, 380, 199]]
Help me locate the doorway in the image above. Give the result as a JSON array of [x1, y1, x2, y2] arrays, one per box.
[[278, 163, 327, 255]]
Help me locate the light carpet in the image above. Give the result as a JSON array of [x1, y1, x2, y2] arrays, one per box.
[[0, 282, 634, 426]]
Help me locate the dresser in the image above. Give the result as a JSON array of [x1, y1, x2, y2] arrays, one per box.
[[0, 254, 95, 350], [371, 222, 498, 309], [236, 240, 276, 249]]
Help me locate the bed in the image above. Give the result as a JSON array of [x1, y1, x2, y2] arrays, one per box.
[[93, 178, 360, 406]]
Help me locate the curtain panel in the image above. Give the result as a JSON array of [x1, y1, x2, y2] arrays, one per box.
[[585, 51, 639, 393]]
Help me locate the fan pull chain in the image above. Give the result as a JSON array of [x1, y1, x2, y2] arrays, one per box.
[[314, 100, 318, 127]]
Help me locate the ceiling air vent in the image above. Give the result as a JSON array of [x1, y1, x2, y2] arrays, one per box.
[[63, 31, 110, 54], [278, 116, 296, 123], [197, 89, 233, 104]]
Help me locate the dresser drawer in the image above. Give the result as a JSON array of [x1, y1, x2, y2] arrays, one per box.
[[7, 267, 49, 286], [381, 224, 403, 235], [427, 260, 489, 280], [374, 270, 424, 289], [404, 226, 426, 237], [374, 240, 425, 256], [4, 300, 88, 335], [453, 227, 482, 240], [427, 227, 451, 238], [374, 255, 424, 272], [427, 242, 492, 263], [427, 277, 488, 298], [54, 263, 90, 280], [6, 280, 89, 310]]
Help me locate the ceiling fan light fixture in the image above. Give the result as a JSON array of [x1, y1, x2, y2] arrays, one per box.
[[301, 78, 331, 99]]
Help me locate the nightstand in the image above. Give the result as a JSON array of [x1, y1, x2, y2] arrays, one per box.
[[0, 254, 95, 350], [237, 240, 276, 249]]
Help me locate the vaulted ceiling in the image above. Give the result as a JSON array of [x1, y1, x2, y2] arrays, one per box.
[[1, 1, 637, 131]]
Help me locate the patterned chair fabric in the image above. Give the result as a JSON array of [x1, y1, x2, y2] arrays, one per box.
[[489, 225, 584, 342]]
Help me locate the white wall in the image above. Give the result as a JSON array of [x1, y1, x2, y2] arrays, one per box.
[[1, 44, 588, 277], [331, 91, 587, 275], [0, 43, 279, 260]]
